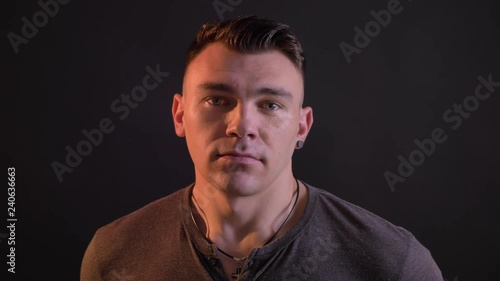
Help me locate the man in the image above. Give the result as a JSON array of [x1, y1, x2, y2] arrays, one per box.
[[81, 15, 443, 280]]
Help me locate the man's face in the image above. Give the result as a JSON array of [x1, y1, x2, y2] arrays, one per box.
[[172, 42, 312, 196]]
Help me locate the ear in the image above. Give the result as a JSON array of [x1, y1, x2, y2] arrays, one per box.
[[297, 106, 313, 143], [172, 93, 185, 137]]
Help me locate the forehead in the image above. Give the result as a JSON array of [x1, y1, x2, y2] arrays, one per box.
[[184, 42, 303, 95]]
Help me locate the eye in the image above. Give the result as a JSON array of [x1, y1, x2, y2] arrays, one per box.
[[206, 97, 228, 106], [262, 102, 282, 111]]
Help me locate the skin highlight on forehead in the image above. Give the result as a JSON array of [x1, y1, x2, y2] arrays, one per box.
[[183, 42, 304, 106], [196, 82, 294, 100]]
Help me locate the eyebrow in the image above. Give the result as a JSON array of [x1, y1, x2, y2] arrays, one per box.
[[197, 82, 293, 100]]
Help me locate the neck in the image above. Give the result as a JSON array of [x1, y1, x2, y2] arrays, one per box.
[[191, 175, 299, 257]]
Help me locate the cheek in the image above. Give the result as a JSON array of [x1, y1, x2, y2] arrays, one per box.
[[187, 103, 221, 126], [261, 115, 297, 147], [184, 109, 222, 143]]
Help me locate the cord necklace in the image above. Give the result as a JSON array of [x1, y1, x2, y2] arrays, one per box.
[[190, 178, 300, 279]]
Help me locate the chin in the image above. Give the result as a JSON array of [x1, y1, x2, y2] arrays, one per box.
[[212, 173, 263, 197]]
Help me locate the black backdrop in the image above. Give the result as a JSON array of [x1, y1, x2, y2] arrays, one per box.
[[3, 0, 500, 280]]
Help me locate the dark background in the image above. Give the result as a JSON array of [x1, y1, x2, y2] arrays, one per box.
[[2, 0, 499, 280]]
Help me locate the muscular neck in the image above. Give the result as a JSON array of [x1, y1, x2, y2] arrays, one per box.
[[191, 175, 301, 258]]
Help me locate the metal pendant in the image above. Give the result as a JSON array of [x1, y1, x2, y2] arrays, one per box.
[[231, 259, 244, 279]]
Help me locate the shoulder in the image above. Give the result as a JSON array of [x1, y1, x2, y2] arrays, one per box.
[[81, 185, 203, 280], [304, 183, 442, 279], [103, 186, 185, 231], [90, 186, 188, 255], [308, 183, 411, 241]]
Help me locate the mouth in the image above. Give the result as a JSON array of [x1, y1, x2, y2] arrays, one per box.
[[217, 152, 261, 163]]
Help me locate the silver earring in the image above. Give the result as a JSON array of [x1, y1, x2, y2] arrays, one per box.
[[296, 140, 304, 149]]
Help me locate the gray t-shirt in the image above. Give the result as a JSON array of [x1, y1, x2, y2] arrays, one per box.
[[81, 181, 443, 280]]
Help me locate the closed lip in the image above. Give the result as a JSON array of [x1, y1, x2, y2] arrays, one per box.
[[218, 152, 260, 160]]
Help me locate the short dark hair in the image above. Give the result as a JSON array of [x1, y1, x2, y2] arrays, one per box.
[[185, 15, 305, 78]]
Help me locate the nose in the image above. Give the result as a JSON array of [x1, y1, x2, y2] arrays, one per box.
[[225, 103, 258, 139]]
